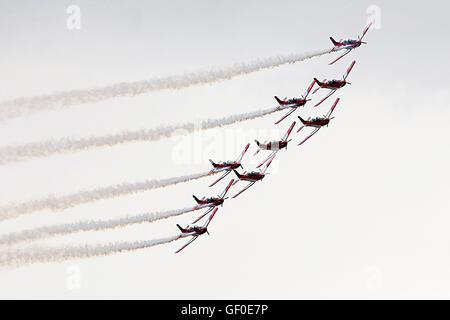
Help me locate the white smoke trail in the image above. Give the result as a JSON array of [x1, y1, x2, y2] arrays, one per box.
[[0, 171, 210, 221], [0, 49, 331, 120], [0, 206, 198, 245], [0, 235, 179, 268], [0, 106, 281, 165]]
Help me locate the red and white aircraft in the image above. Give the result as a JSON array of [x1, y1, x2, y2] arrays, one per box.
[[312, 60, 355, 107], [329, 22, 372, 65], [273, 80, 315, 124], [208, 143, 250, 187], [231, 153, 276, 199], [193, 179, 234, 216], [297, 98, 340, 146], [175, 207, 218, 254], [254, 121, 296, 168]]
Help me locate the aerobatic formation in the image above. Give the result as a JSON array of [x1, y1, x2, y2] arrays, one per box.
[[0, 23, 372, 266], [172, 22, 371, 253]]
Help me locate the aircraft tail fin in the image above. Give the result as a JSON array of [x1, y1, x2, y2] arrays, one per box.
[[209, 159, 217, 167], [274, 96, 283, 104], [176, 224, 185, 233], [253, 140, 261, 156], [330, 37, 339, 46], [298, 116, 307, 125], [192, 195, 202, 204]]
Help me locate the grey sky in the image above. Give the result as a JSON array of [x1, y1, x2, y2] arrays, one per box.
[[0, 0, 448, 299]]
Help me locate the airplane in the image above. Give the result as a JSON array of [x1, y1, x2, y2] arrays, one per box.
[[312, 60, 355, 107], [175, 207, 218, 253], [254, 121, 296, 168], [231, 153, 276, 199], [208, 143, 250, 187], [297, 98, 340, 146], [192, 179, 234, 216], [329, 22, 372, 65], [273, 80, 315, 124]]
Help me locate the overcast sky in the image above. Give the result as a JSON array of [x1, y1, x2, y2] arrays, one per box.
[[0, 0, 448, 299]]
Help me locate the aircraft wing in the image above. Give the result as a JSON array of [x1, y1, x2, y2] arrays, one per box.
[[360, 22, 372, 40], [232, 181, 256, 199], [314, 90, 336, 107], [219, 179, 235, 198], [281, 121, 296, 141], [329, 48, 352, 65], [275, 108, 296, 125], [175, 235, 199, 254], [235, 143, 250, 162], [298, 127, 320, 146], [343, 60, 356, 80], [326, 98, 340, 118], [262, 153, 277, 173], [303, 80, 316, 99], [203, 207, 218, 228], [209, 170, 231, 187], [256, 150, 277, 169], [191, 206, 216, 224]]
